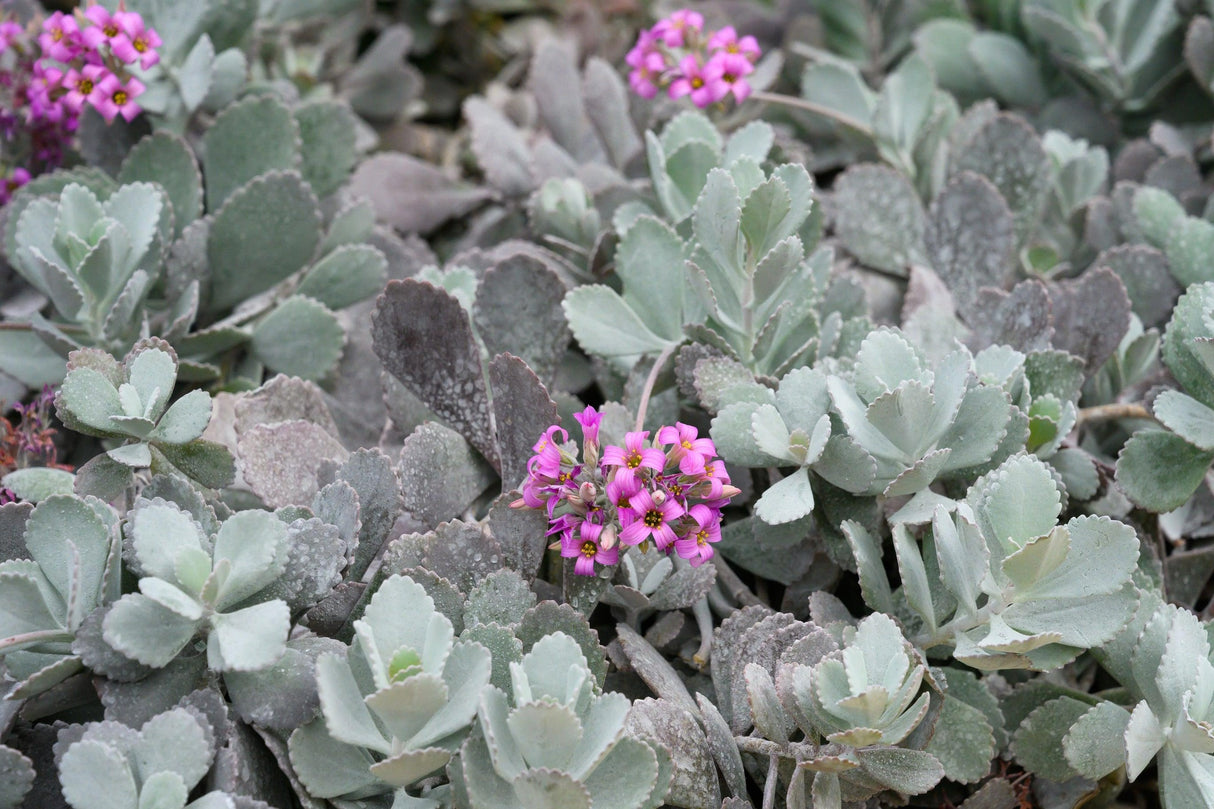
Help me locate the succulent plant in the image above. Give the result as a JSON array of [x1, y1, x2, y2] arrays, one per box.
[[461, 631, 670, 809], [848, 453, 1141, 671], [734, 612, 953, 806], [1117, 282, 1214, 511], [101, 498, 294, 671], [288, 574, 492, 805], [2, 93, 386, 392], [56, 704, 247, 809], [0, 494, 119, 697], [825, 329, 1020, 519], [53, 341, 232, 497]]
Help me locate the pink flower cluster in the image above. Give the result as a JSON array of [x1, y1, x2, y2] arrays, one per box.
[[0, 6, 160, 203], [514, 407, 738, 576], [32, 5, 161, 124], [626, 10, 760, 108]]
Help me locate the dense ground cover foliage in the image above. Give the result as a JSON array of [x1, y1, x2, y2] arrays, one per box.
[[6, 1, 1214, 808]]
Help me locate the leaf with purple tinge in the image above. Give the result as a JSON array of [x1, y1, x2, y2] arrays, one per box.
[[489, 354, 558, 494], [372, 279, 499, 469]]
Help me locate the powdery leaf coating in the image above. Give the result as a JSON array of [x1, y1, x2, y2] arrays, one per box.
[[0, 744, 34, 809], [238, 420, 349, 509], [411, 520, 504, 596], [625, 698, 721, 809], [225, 637, 345, 731], [967, 280, 1054, 353], [583, 56, 642, 169], [950, 113, 1050, 242], [205, 171, 321, 313], [516, 601, 607, 687], [615, 625, 700, 719], [489, 354, 559, 494], [372, 280, 499, 468], [1048, 267, 1132, 373], [832, 163, 926, 276], [475, 257, 571, 386], [348, 153, 492, 235], [530, 39, 604, 163], [925, 171, 1015, 311], [118, 132, 202, 236], [463, 96, 534, 197], [1096, 244, 1179, 328], [336, 449, 402, 580], [464, 569, 535, 628], [487, 493, 548, 580], [234, 376, 339, 439], [398, 422, 496, 528]]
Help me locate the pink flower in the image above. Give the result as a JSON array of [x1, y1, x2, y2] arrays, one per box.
[[110, 11, 161, 69], [602, 430, 665, 490], [653, 9, 703, 48], [707, 26, 761, 61], [668, 54, 727, 109], [673, 504, 722, 566], [657, 422, 717, 476], [626, 29, 669, 99], [562, 521, 618, 576], [714, 52, 755, 102], [573, 406, 603, 448], [61, 64, 106, 114], [81, 5, 124, 51], [618, 487, 685, 549], [92, 72, 144, 122], [0, 167, 31, 205], [0, 20, 24, 52], [38, 12, 81, 62]]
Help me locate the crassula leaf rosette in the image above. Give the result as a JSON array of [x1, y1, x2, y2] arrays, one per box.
[[514, 407, 738, 575], [847, 454, 1140, 671], [56, 706, 242, 809], [287, 574, 492, 806], [101, 498, 292, 672], [737, 613, 946, 805], [460, 631, 670, 809], [0, 493, 120, 697], [55, 341, 234, 495]]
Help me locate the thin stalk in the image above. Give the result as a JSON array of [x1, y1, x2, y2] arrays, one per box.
[[762, 754, 780, 809], [748, 90, 874, 137], [712, 555, 763, 607], [691, 595, 714, 669], [0, 628, 74, 654], [634, 343, 678, 432], [1075, 402, 1153, 428]]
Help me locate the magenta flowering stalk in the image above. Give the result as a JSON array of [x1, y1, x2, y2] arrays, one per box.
[[624, 10, 760, 109], [513, 406, 739, 576]]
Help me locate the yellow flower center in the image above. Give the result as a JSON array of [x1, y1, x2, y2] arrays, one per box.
[[691, 77, 704, 89], [626, 450, 642, 469], [104, 23, 118, 37], [134, 37, 147, 52], [581, 541, 597, 559], [643, 510, 663, 529], [113, 90, 127, 105], [78, 78, 93, 94], [696, 530, 709, 546]]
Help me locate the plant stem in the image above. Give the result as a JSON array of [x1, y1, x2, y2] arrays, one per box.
[[762, 754, 780, 809], [712, 555, 763, 607], [1075, 402, 1153, 428], [748, 90, 874, 137], [692, 595, 714, 668], [634, 343, 678, 432]]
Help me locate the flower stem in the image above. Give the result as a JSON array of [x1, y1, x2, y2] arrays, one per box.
[[692, 594, 714, 668], [748, 90, 874, 137], [1075, 402, 1153, 428], [712, 554, 763, 607], [762, 753, 780, 809], [634, 343, 678, 432]]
